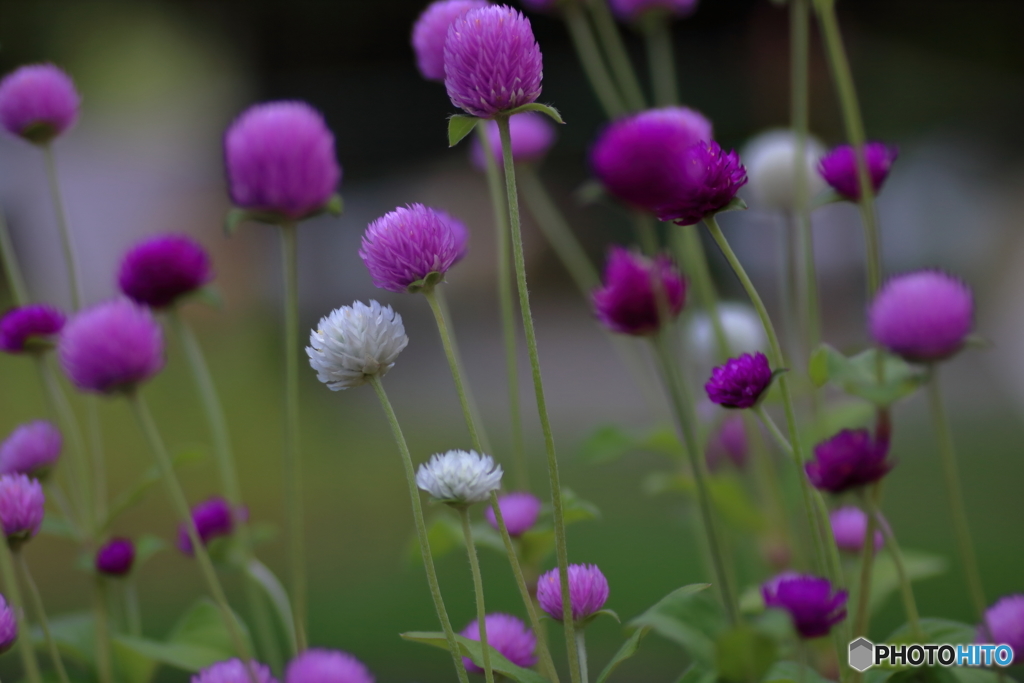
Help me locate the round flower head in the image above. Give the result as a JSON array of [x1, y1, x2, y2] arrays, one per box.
[[416, 450, 503, 505], [829, 506, 883, 554], [58, 300, 165, 394], [224, 101, 341, 220], [705, 352, 773, 409], [686, 302, 765, 371], [192, 659, 277, 683], [0, 594, 16, 654], [485, 491, 542, 536], [460, 614, 537, 673], [805, 429, 893, 493], [763, 573, 847, 639], [118, 234, 213, 309], [444, 5, 544, 118], [657, 140, 748, 225], [470, 112, 557, 171], [360, 204, 463, 293], [705, 415, 747, 472], [95, 537, 136, 576], [285, 648, 374, 683], [868, 270, 973, 363], [742, 129, 827, 211], [0, 474, 45, 545], [0, 64, 80, 144], [978, 595, 1024, 661], [307, 301, 409, 391], [537, 564, 609, 623], [818, 142, 898, 201], [0, 304, 66, 354], [0, 421, 62, 477], [178, 497, 238, 556], [592, 247, 686, 336], [413, 0, 490, 82], [609, 0, 698, 22]]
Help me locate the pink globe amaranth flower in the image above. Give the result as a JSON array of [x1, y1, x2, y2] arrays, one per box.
[[868, 270, 973, 363], [470, 112, 557, 171], [609, 0, 698, 22], [460, 613, 537, 673], [0, 474, 45, 544], [446, 209, 471, 264], [485, 491, 542, 536], [0, 64, 80, 144], [658, 141, 748, 225], [178, 496, 239, 556], [360, 204, 464, 293], [95, 537, 135, 576], [444, 5, 544, 118], [224, 101, 341, 220], [805, 429, 893, 494], [763, 573, 847, 639], [0, 304, 66, 354], [192, 659, 277, 683], [58, 300, 165, 394], [0, 421, 62, 477], [536, 564, 609, 623], [0, 594, 16, 654], [705, 415, 747, 472], [285, 648, 374, 683], [978, 595, 1024, 662], [592, 247, 686, 336], [829, 506, 883, 554], [118, 234, 213, 309], [705, 352, 772, 409], [818, 142, 898, 201], [413, 0, 491, 82]]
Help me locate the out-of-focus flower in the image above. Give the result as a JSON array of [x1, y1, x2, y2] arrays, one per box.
[[360, 204, 463, 293], [805, 429, 892, 493], [818, 142, 898, 201], [536, 564, 609, 623], [485, 491, 542, 536], [686, 302, 765, 371], [192, 659, 277, 683], [0, 594, 16, 654], [413, 0, 490, 82], [118, 235, 213, 309], [705, 352, 773, 409], [285, 648, 374, 683], [657, 141, 747, 226], [95, 538, 136, 576], [460, 614, 537, 673], [0, 421, 62, 478], [307, 301, 409, 391], [742, 129, 827, 211], [829, 507, 883, 554], [469, 112, 557, 171], [0, 474, 45, 545], [178, 497, 239, 556], [609, 0, 698, 22], [416, 450, 503, 505], [977, 595, 1024, 662], [592, 247, 686, 336], [705, 415, 747, 472], [763, 573, 847, 639], [0, 305, 66, 354], [0, 64, 79, 144]]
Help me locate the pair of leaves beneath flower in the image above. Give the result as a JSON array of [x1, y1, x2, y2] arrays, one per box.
[[222, 193, 344, 236], [809, 344, 928, 407], [447, 103, 565, 148]]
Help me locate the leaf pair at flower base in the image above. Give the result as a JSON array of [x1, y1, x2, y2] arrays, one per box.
[[447, 103, 565, 148]]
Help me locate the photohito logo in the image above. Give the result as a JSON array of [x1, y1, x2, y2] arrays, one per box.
[[848, 638, 1014, 672]]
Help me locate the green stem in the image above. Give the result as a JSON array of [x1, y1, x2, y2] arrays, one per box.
[[459, 508, 495, 683], [587, 0, 647, 111], [852, 484, 881, 637], [672, 226, 729, 360], [752, 405, 794, 461], [125, 578, 142, 637], [0, 538, 41, 683], [576, 630, 590, 683], [93, 577, 115, 683], [41, 143, 81, 310], [864, 499, 922, 640], [85, 396, 108, 531], [0, 206, 28, 305], [633, 212, 659, 256], [16, 552, 71, 683], [43, 482, 81, 541], [563, 2, 627, 119], [642, 12, 679, 107]]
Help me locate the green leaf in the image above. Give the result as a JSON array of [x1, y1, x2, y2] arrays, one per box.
[[40, 515, 79, 541], [401, 631, 549, 683], [325, 193, 344, 216], [808, 344, 927, 407], [674, 663, 718, 683], [134, 534, 168, 572], [408, 515, 463, 564], [32, 612, 95, 667], [886, 618, 975, 646], [628, 584, 719, 665], [867, 550, 947, 616], [448, 115, 480, 147], [222, 208, 286, 235], [578, 425, 640, 464], [102, 448, 206, 531], [715, 625, 777, 683], [575, 179, 605, 205], [882, 668, 959, 683], [113, 635, 234, 673], [763, 661, 835, 683], [504, 102, 565, 123], [223, 208, 248, 236], [643, 473, 765, 532], [595, 626, 650, 683], [191, 285, 224, 310], [715, 197, 748, 214], [246, 558, 297, 653], [811, 188, 845, 209], [947, 668, 1004, 683], [804, 399, 875, 446], [112, 637, 159, 683]]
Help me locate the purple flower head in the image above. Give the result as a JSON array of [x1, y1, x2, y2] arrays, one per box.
[[536, 563, 609, 623], [285, 648, 374, 683], [0, 421, 62, 478], [178, 496, 239, 556], [609, 0, 698, 22], [118, 234, 213, 309], [58, 300, 165, 394], [705, 415, 747, 472], [444, 5, 544, 118], [95, 537, 136, 576], [225, 101, 341, 220], [192, 659, 277, 683], [818, 142, 898, 201], [805, 429, 893, 493], [413, 0, 491, 82], [763, 573, 847, 639], [0, 594, 16, 654], [460, 613, 537, 673], [485, 491, 542, 536], [978, 595, 1024, 662], [829, 506, 883, 554], [0, 64, 80, 144], [869, 270, 973, 363], [444, 209, 471, 264], [0, 304, 66, 354], [360, 204, 465, 293], [592, 247, 686, 336], [657, 141, 748, 225], [0, 474, 45, 545], [705, 352, 773, 409], [470, 112, 557, 171]]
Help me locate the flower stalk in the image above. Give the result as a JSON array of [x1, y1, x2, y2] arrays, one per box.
[[459, 508, 495, 683], [0, 206, 28, 306], [865, 498, 922, 640], [642, 13, 678, 107], [587, 0, 647, 111], [563, 2, 627, 118], [852, 483, 881, 637], [16, 551, 71, 683]]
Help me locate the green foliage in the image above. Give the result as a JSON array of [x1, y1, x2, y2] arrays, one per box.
[[763, 661, 835, 683], [714, 625, 778, 683], [503, 102, 565, 123], [644, 472, 765, 532], [866, 550, 948, 615], [400, 631, 549, 683], [578, 424, 684, 464], [627, 584, 719, 665], [447, 115, 480, 147], [102, 447, 206, 532], [809, 345, 927, 407], [595, 625, 650, 683], [245, 558, 297, 652]]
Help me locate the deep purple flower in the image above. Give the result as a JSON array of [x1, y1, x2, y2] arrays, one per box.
[[705, 415, 747, 472], [829, 506, 883, 554], [0, 64, 80, 144], [177, 496, 238, 556], [118, 234, 213, 309], [763, 573, 847, 639], [0, 594, 16, 654], [360, 204, 465, 293], [470, 112, 557, 171], [192, 659, 277, 683], [0, 421, 62, 477], [609, 0, 698, 22], [0, 474, 45, 544], [805, 429, 893, 493], [592, 247, 686, 336], [869, 270, 973, 363], [413, 0, 490, 82], [58, 300, 165, 394], [978, 595, 1024, 662], [95, 538, 136, 576], [224, 101, 341, 220], [460, 614, 537, 673], [818, 142, 898, 201], [446, 210, 470, 264], [485, 492, 542, 536], [444, 6, 544, 118], [285, 648, 374, 683], [0, 304, 66, 354], [705, 352, 773, 409], [657, 141, 747, 225], [537, 564, 609, 623]]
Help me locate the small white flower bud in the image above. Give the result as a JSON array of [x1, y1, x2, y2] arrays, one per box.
[[416, 450, 503, 505], [687, 302, 767, 371], [742, 129, 828, 211], [306, 300, 409, 391]]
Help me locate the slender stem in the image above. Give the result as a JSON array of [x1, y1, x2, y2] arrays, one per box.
[[852, 484, 880, 637], [497, 115, 582, 683], [752, 406, 794, 460], [672, 226, 729, 359], [459, 508, 495, 683], [85, 397, 108, 529], [0, 538, 41, 683], [563, 3, 627, 119], [777, 216, 798, 365], [93, 577, 115, 683], [0, 206, 28, 305], [41, 144, 81, 310], [576, 630, 590, 683], [44, 482, 80, 540], [865, 499, 922, 640], [642, 13, 679, 107], [587, 0, 647, 111], [16, 552, 71, 683], [633, 212, 659, 256], [125, 578, 142, 637]]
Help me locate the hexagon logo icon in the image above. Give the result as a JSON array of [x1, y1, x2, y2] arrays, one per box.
[[849, 638, 874, 672]]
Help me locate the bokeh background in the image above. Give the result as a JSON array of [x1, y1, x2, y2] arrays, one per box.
[[1, 0, 1024, 681]]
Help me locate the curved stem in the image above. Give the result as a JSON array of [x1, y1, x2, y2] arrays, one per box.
[[459, 508, 495, 683], [672, 226, 729, 359], [0, 206, 28, 305], [17, 552, 71, 683], [588, 0, 647, 111], [865, 499, 922, 640], [576, 630, 590, 683], [632, 212, 659, 256], [41, 144, 81, 310], [642, 13, 679, 107], [852, 484, 881, 637], [125, 578, 142, 637], [93, 577, 115, 683], [563, 2, 626, 119], [0, 539, 42, 683], [752, 405, 794, 461]]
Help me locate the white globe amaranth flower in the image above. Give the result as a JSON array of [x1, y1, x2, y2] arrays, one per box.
[[416, 450, 503, 505], [306, 300, 409, 390], [742, 129, 828, 211], [688, 302, 766, 370]]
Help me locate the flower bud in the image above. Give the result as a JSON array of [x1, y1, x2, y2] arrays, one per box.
[[485, 491, 542, 536], [805, 429, 892, 493], [416, 450, 503, 505], [0, 474, 45, 547], [307, 301, 409, 391], [95, 537, 136, 576], [0, 64, 79, 144], [192, 659, 277, 683], [592, 247, 686, 336], [829, 507, 883, 554], [0, 304, 66, 354], [818, 142, 898, 201], [178, 497, 240, 556], [460, 614, 536, 672], [0, 421, 62, 478], [0, 594, 17, 654], [360, 204, 465, 293], [978, 595, 1024, 662], [118, 234, 212, 309], [285, 648, 374, 683], [762, 573, 847, 639], [536, 564, 609, 623], [705, 352, 773, 409], [742, 129, 827, 211]]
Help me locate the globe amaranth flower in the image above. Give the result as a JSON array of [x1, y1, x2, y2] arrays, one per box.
[[0, 64, 79, 144], [0, 474, 45, 546], [741, 129, 827, 212], [447, 210, 470, 265], [0, 304, 66, 354], [978, 595, 1024, 662], [460, 614, 537, 673], [0, 594, 16, 654], [805, 429, 893, 493], [307, 301, 409, 391], [285, 648, 374, 683], [537, 564, 609, 623], [444, 5, 544, 118], [416, 450, 503, 505], [818, 142, 898, 201], [485, 491, 542, 536], [95, 537, 136, 576], [829, 506, 883, 554], [658, 141, 747, 225], [413, 0, 490, 82], [592, 247, 686, 336], [225, 101, 341, 220], [360, 204, 464, 293], [705, 352, 773, 409], [58, 300, 165, 394], [762, 573, 847, 639], [0, 421, 62, 478], [705, 415, 747, 472], [192, 659, 278, 683], [178, 497, 240, 556], [609, 0, 698, 22], [119, 234, 213, 309], [470, 112, 557, 171], [868, 270, 973, 363]]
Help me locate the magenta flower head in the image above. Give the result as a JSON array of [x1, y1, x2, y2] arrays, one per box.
[[829, 507, 883, 554], [805, 429, 893, 494], [360, 204, 465, 293], [118, 234, 213, 309], [177, 496, 239, 556], [658, 141, 747, 225], [763, 573, 847, 639], [818, 142, 898, 201], [444, 5, 544, 118], [868, 270, 973, 364], [0, 304, 66, 354], [485, 491, 542, 536], [58, 300, 164, 394], [413, 0, 490, 82], [0, 474, 45, 547], [537, 564, 609, 624], [0, 64, 80, 144], [285, 648, 374, 683], [978, 595, 1024, 661], [609, 0, 698, 22], [460, 614, 537, 673], [592, 247, 686, 336], [192, 660, 277, 683], [0, 594, 16, 654], [95, 537, 136, 577], [224, 101, 341, 220], [705, 352, 773, 409], [705, 415, 747, 472], [470, 112, 557, 171], [0, 421, 62, 478], [446, 210, 470, 265]]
